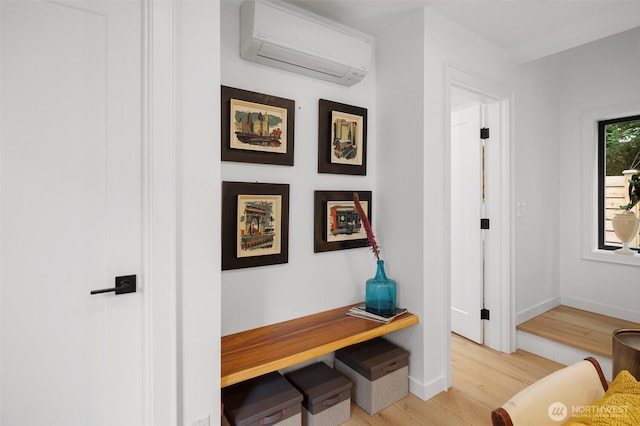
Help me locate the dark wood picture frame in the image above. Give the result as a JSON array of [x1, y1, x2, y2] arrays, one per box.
[[318, 99, 367, 175], [221, 86, 295, 166], [222, 181, 290, 270], [314, 190, 372, 253]]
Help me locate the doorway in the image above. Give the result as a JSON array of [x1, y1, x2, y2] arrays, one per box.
[[447, 67, 513, 373]]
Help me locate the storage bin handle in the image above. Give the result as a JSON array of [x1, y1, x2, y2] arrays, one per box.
[[259, 409, 284, 425], [383, 361, 400, 373], [322, 393, 343, 407]]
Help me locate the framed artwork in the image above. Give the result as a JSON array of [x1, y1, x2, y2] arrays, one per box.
[[221, 86, 295, 166], [314, 190, 372, 253], [318, 99, 367, 175], [222, 181, 290, 270]]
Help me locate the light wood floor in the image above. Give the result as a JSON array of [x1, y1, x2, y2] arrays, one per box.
[[517, 305, 640, 358], [344, 333, 565, 425]]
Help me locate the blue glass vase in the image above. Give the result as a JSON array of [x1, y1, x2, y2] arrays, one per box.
[[365, 260, 397, 317]]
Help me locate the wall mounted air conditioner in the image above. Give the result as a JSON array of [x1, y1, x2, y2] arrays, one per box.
[[240, 0, 373, 86]]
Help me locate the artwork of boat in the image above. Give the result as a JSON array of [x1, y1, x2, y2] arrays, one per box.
[[235, 131, 282, 147], [234, 110, 283, 148]]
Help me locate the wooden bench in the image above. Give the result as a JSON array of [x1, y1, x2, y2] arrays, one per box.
[[221, 304, 420, 387]]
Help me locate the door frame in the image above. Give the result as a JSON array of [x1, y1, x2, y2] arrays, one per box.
[[444, 65, 515, 386], [144, 0, 178, 424]]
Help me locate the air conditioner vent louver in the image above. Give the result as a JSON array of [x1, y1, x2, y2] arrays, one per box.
[[240, 0, 373, 86], [257, 42, 349, 78]]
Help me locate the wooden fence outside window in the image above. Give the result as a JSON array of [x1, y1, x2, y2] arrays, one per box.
[[605, 175, 640, 248]]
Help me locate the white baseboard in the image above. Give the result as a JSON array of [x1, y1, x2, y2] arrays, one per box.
[[409, 375, 446, 401], [517, 330, 612, 381], [561, 296, 640, 324], [516, 296, 561, 325]]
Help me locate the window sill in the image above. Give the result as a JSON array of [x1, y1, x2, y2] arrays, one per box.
[[583, 249, 640, 266]]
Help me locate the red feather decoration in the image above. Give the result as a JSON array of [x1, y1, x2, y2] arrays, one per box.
[[353, 192, 380, 260]]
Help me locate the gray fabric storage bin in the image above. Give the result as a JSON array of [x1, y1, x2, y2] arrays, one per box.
[[222, 413, 231, 426], [222, 372, 303, 426], [334, 338, 409, 415], [285, 362, 352, 426], [222, 402, 231, 426]]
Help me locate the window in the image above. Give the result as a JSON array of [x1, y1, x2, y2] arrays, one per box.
[[598, 114, 640, 251]]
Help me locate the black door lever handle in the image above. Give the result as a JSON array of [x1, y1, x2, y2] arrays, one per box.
[[90, 275, 136, 295]]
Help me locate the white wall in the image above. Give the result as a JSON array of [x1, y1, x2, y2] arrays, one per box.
[[555, 27, 640, 321], [513, 58, 562, 323], [376, 7, 519, 398], [176, 1, 221, 425], [375, 8, 427, 398], [220, 0, 378, 334]]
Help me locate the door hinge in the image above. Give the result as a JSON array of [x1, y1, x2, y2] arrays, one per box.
[[481, 308, 490, 320], [480, 218, 490, 229], [480, 127, 490, 140]]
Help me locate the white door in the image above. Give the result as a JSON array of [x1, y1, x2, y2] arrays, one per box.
[[1, 1, 145, 425], [450, 104, 484, 344]]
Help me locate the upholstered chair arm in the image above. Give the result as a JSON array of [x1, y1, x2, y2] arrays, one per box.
[[491, 358, 608, 426]]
